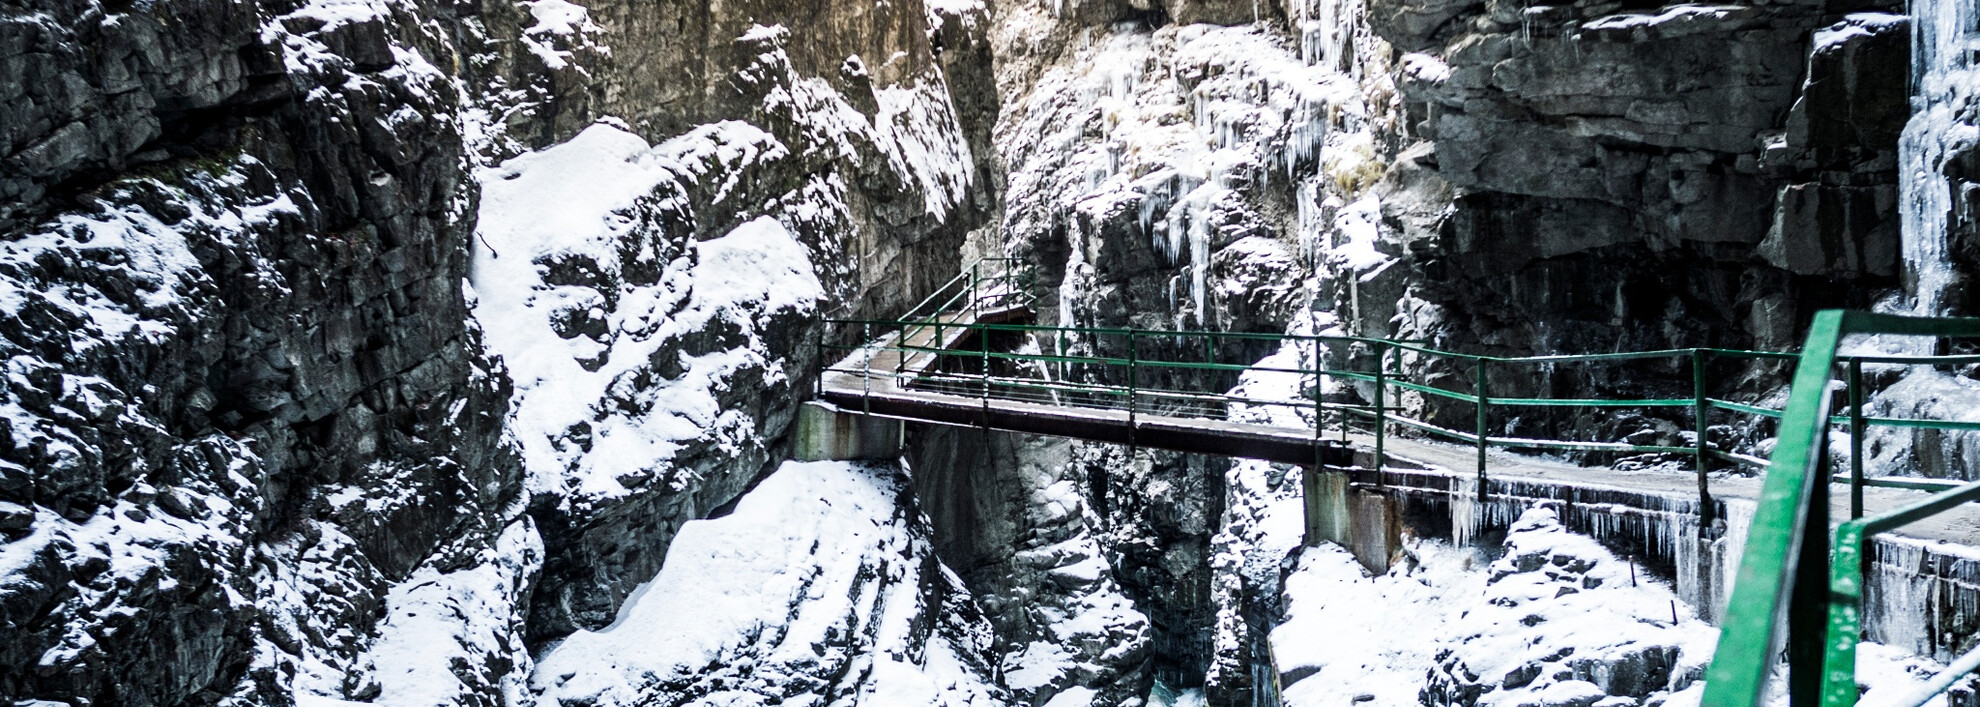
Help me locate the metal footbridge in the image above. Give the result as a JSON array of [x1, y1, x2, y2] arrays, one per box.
[[816, 261, 1980, 707]]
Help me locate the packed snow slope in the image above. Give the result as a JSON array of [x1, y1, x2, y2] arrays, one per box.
[[1270, 508, 1960, 707], [531, 460, 1005, 707]]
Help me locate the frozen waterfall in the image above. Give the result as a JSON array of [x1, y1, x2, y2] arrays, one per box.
[[1900, 0, 1979, 315]]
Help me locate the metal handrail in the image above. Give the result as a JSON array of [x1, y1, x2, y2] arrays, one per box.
[[827, 307, 1980, 707], [824, 318, 1980, 481], [1701, 311, 1980, 707]]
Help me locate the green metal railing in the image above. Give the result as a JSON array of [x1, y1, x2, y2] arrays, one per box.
[[823, 314, 1980, 522], [1703, 311, 1980, 707], [824, 275, 1980, 707]]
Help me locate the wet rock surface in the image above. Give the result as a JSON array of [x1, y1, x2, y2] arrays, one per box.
[[1367, 0, 1916, 399], [907, 426, 1154, 706], [0, 0, 998, 703], [0, 0, 529, 700]]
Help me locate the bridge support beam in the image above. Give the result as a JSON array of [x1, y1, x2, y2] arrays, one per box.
[[1303, 466, 1402, 574], [795, 401, 902, 462]]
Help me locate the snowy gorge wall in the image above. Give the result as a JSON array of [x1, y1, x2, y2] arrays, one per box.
[[3, 0, 1978, 702], [0, 0, 1001, 702]]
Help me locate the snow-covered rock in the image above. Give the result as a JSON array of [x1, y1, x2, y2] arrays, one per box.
[[907, 428, 1154, 706], [531, 460, 1006, 707], [1420, 508, 1718, 707]]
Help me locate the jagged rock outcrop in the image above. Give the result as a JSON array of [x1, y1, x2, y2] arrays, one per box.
[[1371, 0, 1912, 359], [907, 427, 1154, 706], [0, 0, 1003, 703], [0, 0, 535, 701], [465, 0, 1007, 650], [1420, 508, 1712, 707], [529, 461, 1006, 707]]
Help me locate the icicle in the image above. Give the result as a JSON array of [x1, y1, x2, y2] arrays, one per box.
[[1451, 476, 1478, 547], [1713, 501, 1753, 620], [1865, 540, 1936, 657], [1899, 0, 1979, 316]]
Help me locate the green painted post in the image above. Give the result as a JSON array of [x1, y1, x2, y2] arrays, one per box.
[[910, 318, 926, 380], [1787, 435, 1833, 707], [1823, 520, 1871, 707], [1373, 343, 1387, 475], [1849, 359, 1865, 520], [1476, 357, 1489, 500], [1128, 332, 1138, 444], [1312, 338, 1322, 468], [1340, 338, 1350, 442], [1694, 349, 1714, 528], [1701, 310, 1849, 707]]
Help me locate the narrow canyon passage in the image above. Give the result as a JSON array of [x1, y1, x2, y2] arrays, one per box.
[[1, 0, 1978, 705]]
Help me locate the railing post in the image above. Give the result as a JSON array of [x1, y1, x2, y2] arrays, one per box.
[[981, 322, 991, 429], [1787, 429, 1834, 707], [1849, 358, 1865, 520], [1338, 338, 1348, 442], [1694, 348, 1714, 528], [1475, 357, 1489, 500], [1055, 327, 1065, 382], [1373, 343, 1387, 476], [1128, 332, 1139, 446], [862, 321, 873, 416], [910, 318, 923, 379], [1312, 337, 1322, 469]]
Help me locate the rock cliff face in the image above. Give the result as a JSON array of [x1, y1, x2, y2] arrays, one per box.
[[0, 0, 1001, 703], [0, 0, 524, 701], [959, 0, 1971, 700], [6, 0, 1979, 701], [1374, 0, 1911, 361]]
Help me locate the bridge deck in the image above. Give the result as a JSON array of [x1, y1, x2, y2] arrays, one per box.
[[818, 376, 1980, 546]]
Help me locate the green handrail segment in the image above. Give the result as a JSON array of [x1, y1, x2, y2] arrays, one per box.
[[1821, 480, 1980, 707], [1700, 311, 1980, 707], [825, 312, 1980, 479]]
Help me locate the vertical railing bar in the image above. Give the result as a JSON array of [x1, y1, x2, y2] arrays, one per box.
[[1337, 338, 1349, 442], [981, 322, 991, 429], [1128, 331, 1139, 446], [1374, 343, 1387, 478], [1312, 335, 1322, 470], [1695, 348, 1714, 528], [1786, 424, 1835, 707], [1476, 356, 1489, 501], [1849, 358, 1866, 520], [863, 321, 872, 416]]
